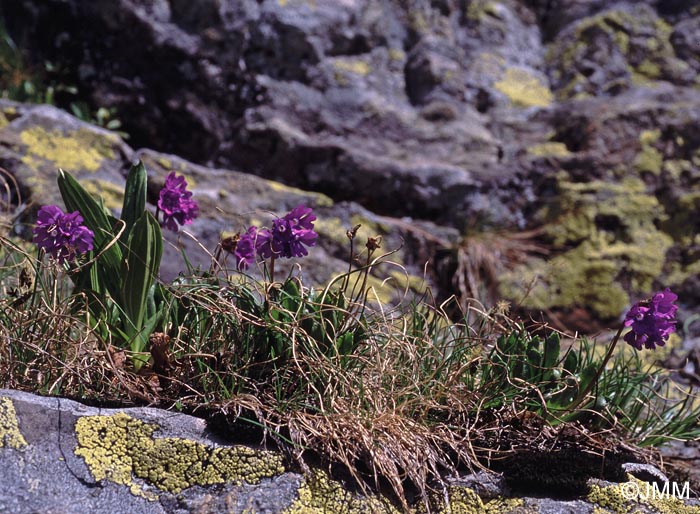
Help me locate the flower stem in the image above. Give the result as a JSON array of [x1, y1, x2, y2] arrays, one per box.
[[565, 324, 624, 414]]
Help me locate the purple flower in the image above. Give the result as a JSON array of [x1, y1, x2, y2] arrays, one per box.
[[234, 226, 259, 271], [623, 288, 678, 350], [256, 205, 318, 259], [33, 205, 94, 264], [158, 172, 199, 232]]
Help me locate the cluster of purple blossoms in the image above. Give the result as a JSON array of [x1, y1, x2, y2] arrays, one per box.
[[232, 205, 318, 271], [623, 288, 678, 350], [158, 172, 199, 232], [33, 205, 94, 264]]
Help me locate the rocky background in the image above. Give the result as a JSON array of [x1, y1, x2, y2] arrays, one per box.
[[2, 0, 700, 332]]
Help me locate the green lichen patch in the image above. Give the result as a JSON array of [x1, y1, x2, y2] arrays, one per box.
[[19, 126, 116, 173], [494, 68, 553, 108], [500, 176, 672, 319], [74, 413, 285, 495], [0, 397, 27, 450]]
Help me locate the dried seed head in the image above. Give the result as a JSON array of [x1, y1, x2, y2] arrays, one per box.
[[495, 300, 511, 316], [346, 224, 361, 240], [366, 236, 382, 252], [220, 234, 240, 254]]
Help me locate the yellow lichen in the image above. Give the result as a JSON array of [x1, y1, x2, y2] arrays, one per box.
[[549, 7, 680, 98], [81, 179, 125, 211], [527, 142, 571, 158], [500, 176, 672, 319], [266, 180, 334, 208], [409, 11, 429, 34], [589, 478, 700, 514], [333, 58, 372, 85], [634, 129, 663, 175], [389, 270, 427, 295], [663, 191, 700, 245], [494, 68, 553, 108], [415, 485, 528, 514], [0, 112, 7, 129], [588, 483, 630, 514], [389, 48, 406, 62], [314, 217, 348, 246], [283, 470, 399, 513], [74, 413, 285, 496], [663, 159, 691, 181], [466, 0, 504, 22], [0, 397, 27, 450], [156, 157, 173, 170], [20, 127, 116, 173]]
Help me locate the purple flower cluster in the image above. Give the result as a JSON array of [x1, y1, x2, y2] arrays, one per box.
[[233, 226, 259, 271], [158, 172, 199, 232], [623, 288, 678, 350], [33, 205, 94, 264], [231, 205, 318, 270]]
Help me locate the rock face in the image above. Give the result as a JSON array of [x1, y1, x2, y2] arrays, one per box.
[[2, 388, 698, 514], [3, 0, 700, 326], [0, 100, 454, 299]]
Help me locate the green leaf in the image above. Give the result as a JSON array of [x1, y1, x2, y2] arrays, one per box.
[[57, 169, 123, 300], [578, 364, 598, 399], [120, 211, 163, 352], [336, 332, 356, 355], [543, 333, 560, 369], [120, 161, 147, 244], [563, 350, 578, 373]]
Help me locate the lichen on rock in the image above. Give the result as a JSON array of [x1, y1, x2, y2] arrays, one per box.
[[588, 477, 700, 514], [501, 175, 672, 319], [548, 4, 692, 99], [19, 126, 116, 173], [74, 412, 285, 496], [494, 67, 553, 108], [634, 129, 664, 175], [0, 397, 27, 450], [283, 470, 400, 513]]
